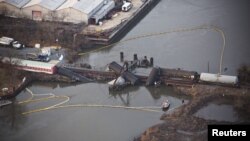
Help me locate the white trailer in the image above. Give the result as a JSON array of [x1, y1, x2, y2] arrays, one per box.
[[1, 57, 58, 74], [0, 36, 25, 49]]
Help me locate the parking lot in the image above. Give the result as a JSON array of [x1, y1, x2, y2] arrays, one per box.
[[0, 45, 65, 62]]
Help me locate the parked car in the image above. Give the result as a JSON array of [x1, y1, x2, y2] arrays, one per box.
[[38, 54, 50, 62], [12, 41, 25, 49], [26, 53, 50, 62]]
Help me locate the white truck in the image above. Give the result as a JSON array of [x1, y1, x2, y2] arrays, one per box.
[[41, 47, 52, 56], [0, 36, 14, 46], [122, 2, 133, 12], [0, 36, 25, 49]]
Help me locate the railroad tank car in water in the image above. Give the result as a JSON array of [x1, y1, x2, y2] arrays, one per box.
[[160, 68, 199, 81]]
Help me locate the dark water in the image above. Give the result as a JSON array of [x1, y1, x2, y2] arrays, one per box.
[[194, 98, 248, 122], [195, 103, 239, 122], [0, 82, 189, 141], [80, 0, 250, 75]]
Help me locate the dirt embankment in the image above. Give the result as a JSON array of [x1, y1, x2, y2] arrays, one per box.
[[171, 85, 250, 117], [135, 85, 250, 141], [0, 16, 88, 49], [0, 66, 75, 97], [0, 61, 24, 96]]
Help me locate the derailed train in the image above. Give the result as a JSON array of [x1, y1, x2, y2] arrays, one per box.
[[160, 68, 199, 81], [159, 68, 239, 86], [109, 61, 239, 87]]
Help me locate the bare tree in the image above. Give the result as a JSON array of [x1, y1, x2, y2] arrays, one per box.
[[1, 50, 21, 91], [0, 6, 7, 16], [238, 64, 250, 84], [59, 12, 69, 22]]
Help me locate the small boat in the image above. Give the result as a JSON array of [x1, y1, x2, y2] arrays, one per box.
[[161, 99, 170, 111], [0, 100, 12, 107], [154, 81, 161, 87]]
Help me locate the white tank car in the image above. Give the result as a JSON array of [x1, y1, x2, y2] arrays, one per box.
[[200, 73, 238, 85]]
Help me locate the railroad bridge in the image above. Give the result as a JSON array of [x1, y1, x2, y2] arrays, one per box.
[[57, 61, 196, 88]]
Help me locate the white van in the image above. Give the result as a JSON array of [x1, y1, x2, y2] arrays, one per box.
[[122, 2, 133, 12], [12, 41, 25, 49]]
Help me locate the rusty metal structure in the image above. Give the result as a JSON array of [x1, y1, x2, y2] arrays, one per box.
[[108, 61, 139, 85], [146, 67, 160, 86], [160, 68, 199, 81], [59, 61, 199, 88]]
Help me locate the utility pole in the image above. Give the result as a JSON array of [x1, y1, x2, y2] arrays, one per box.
[[73, 33, 77, 49], [207, 61, 210, 73]]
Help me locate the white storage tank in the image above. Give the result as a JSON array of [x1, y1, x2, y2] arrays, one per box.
[[200, 73, 238, 85]]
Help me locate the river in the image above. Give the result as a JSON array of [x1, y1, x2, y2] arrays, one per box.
[[0, 82, 189, 141], [80, 0, 250, 75], [1, 0, 250, 141]]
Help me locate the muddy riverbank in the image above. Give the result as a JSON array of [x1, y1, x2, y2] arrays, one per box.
[[135, 85, 250, 141], [0, 70, 75, 98]]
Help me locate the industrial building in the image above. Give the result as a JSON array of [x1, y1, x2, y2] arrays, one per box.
[[90, 0, 115, 24], [57, 0, 115, 24], [22, 0, 66, 21], [0, 0, 31, 17], [0, 0, 115, 24], [57, 0, 104, 24]]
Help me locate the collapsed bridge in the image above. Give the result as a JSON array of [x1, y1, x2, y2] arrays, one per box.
[[58, 61, 198, 88]]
